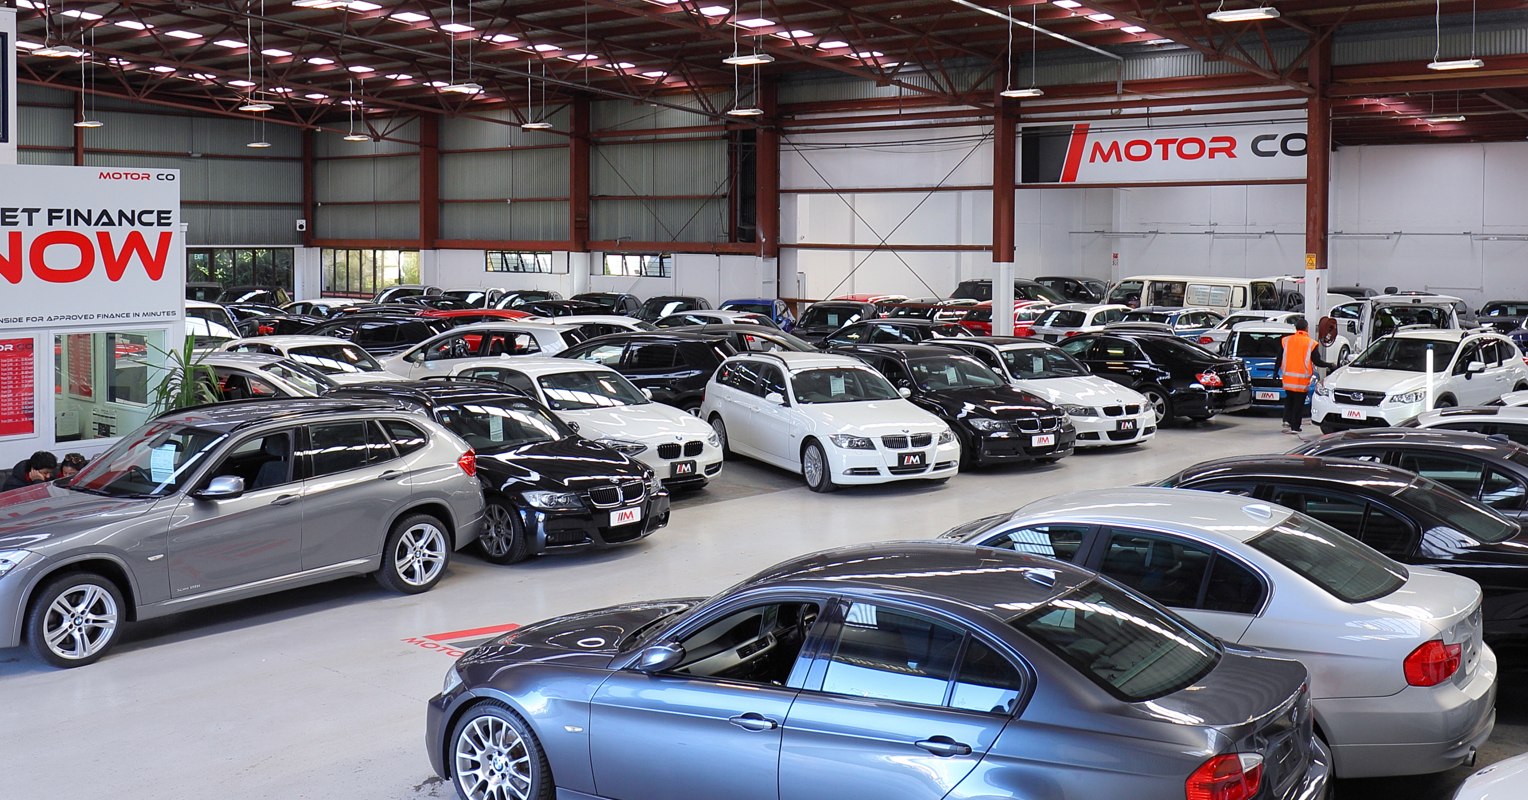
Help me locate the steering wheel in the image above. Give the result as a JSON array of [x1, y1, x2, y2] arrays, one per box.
[[797, 607, 818, 641]]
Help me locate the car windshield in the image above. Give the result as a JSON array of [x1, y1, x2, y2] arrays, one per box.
[[1037, 309, 1085, 328], [908, 356, 1004, 389], [186, 307, 238, 341], [576, 295, 620, 310], [1219, 314, 1267, 330], [538, 370, 649, 410], [260, 361, 335, 394], [1350, 337, 1457, 372], [1001, 346, 1089, 379], [1124, 311, 1171, 324], [801, 306, 864, 328], [434, 399, 569, 451], [288, 344, 382, 374], [725, 302, 773, 316], [885, 306, 939, 319], [951, 281, 992, 301], [1484, 303, 1528, 317], [444, 290, 490, 305], [641, 299, 694, 319], [1139, 337, 1216, 363], [1232, 331, 1287, 358], [68, 424, 226, 498], [1395, 478, 1519, 543], [1246, 513, 1407, 603], [1010, 580, 1220, 702], [791, 367, 900, 404]]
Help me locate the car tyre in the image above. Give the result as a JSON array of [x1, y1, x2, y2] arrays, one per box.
[[708, 414, 733, 460], [679, 400, 704, 417], [1140, 386, 1174, 425], [802, 440, 837, 493], [451, 702, 555, 800], [476, 500, 531, 565], [25, 571, 124, 669], [1515, 382, 1528, 392], [376, 513, 450, 594], [1436, 396, 1456, 409]]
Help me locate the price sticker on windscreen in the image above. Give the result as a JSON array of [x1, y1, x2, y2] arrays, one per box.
[[150, 445, 177, 483], [830, 374, 846, 396], [489, 412, 505, 442]]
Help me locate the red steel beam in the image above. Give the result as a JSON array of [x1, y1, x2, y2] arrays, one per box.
[[757, 77, 781, 259], [419, 113, 441, 250], [569, 96, 592, 253], [1305, 34, 1332, 275]]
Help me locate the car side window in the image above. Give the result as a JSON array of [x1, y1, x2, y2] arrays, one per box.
[[869, 324, 910, 344], [365, 421, 398, 464], [982, 524, 1086, 561], [1482, 470, 1527, 511], [1097, 337, 1142, 361], [758, 364, 788, 398], [1266, 486, 1367, 537], [1058, 338, 1094, 359], [717, 361, 759, 394], [1203, 556, 1265, 614], [379, 420, 429, 456], [828, 324, 867, 344], [669, 602, 821, 687], [307, 421, 369, 477], [1453, 342, 1481, 375], [1394, 452, 1485, 497], [949, 637, 1026, 715], [1360, 504, 1416, 557], [1101, 308, 1126, 324], [820, 603, 963, 707], [967, 347, 1003, 372], [1096, 528, 1212, 610], [422, 335, 475, 362], [485, 332, 540, 356], [627, 342, 679, 371], [212, 431, 296, 490], [877, 358, 914, 388]]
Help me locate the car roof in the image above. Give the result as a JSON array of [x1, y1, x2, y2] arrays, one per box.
[[731, 350, 864, 370], [457, 356, 615, 377], [865, 318, 950, 328], [1421, 405, 1528, 422], [737, 542, 1091, 615], [722, 298, 776, 304], [1009, 487, 1295, 543], [157, 397, 398, 431], [201, 352, 288, 367], [1390, 329, 1473, 342], [1171, 454, 1417, 494], [836, 343, 973, 360], [1304, 427, 1526, 455], [578, 330, 733, 345], [1233, 323, 1296, 334], [645, 295, 705, 302], [327, 379, 528, 405]]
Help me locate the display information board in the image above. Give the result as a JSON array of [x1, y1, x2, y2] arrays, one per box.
[[0, 337, 35, 436], [66, 333, 93, 399]]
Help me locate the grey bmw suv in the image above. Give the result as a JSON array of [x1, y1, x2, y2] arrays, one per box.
[[0, 398, 485, 667]]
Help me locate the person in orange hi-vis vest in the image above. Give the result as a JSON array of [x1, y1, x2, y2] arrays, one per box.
[[1275, 317, 1331, 434]]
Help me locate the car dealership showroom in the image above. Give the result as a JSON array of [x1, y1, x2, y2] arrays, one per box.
[[4, 0, 1528, 798]]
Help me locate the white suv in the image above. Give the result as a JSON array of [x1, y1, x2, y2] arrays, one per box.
[[700, 352, 960, 492], [1313, 329, 1528, 432]]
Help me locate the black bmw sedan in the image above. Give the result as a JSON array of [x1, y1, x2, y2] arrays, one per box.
[[329, 381, 669, 563], [1057, 330, 1251, 424], [1161, 454, 1528, 647], [828, 343, 1075, 466]]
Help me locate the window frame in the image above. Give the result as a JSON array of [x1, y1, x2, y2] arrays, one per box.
[[485, 251, 556, 274], [1259, 481, 1421, 559], [639, 590, 838, 692], [602, 253, 674, 278], [1084, 525, 1270, 617]]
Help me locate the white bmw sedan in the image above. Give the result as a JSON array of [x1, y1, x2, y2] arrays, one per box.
[[701, 351, 960, 492], [220, 335, 394, 385], [445, 357, 723, 488], [942, 487, 1497, 781]]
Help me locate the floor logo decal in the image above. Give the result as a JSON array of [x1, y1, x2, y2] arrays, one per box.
[[402, 623, 520, 657]]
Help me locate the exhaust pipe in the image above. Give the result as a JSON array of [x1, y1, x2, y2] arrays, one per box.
[[1464, 748, 1478, 768]]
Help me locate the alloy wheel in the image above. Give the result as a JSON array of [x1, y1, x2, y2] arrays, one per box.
[[1143, 389, 1169, 421], [455, 715, 533, 800], [709, 417, 728, 450], [394, 523, 447, 586], [803, 445, 825, 487], [43, 583, 118, 662], [479, 504, 517, 559]]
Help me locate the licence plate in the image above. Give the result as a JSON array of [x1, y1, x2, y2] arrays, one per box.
[[900, 452, 926, 467], [1032, 434, 1056, 447], [670, 460, 696, 477], [611, 506, 643, 526], [1343, 409, 1365, 420], [1117, 419, 1137, 431], [1255, 390, 1280, 401]]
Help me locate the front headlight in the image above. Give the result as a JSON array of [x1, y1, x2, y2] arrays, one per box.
[[0, 549, 29, 579], [1390, 390, 1427, 404], [596, 438, 648, 456], [442, 666, 463, 695], [1313, 382, 1331, 397], [1062, 404, 1095, 417], [966, 418, 1005, 432], [644, 470, 661, 493], [828, 434, 875, 449], [706, 430, 721, 449], [938, 428, 956, 445], [522, 489, 585, 510]]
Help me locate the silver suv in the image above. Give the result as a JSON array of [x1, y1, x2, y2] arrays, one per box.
[[0, 398, 484, 668]]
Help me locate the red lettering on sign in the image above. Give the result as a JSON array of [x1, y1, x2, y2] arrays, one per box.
[[1209, 136, 1236, 158], [0, 232, 20, 284], [30, 231, 95, 283], [1124, 140, 1152, 162], [1176, 138, 1206, 160], [1153, 138, 1179, 159], [1060, 123, 1090, 183], [1088, 141, 1122, 163], [98, 231, 173, 281]]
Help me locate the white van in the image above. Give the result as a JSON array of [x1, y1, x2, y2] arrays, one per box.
[[1107, 275, 1283, 314]]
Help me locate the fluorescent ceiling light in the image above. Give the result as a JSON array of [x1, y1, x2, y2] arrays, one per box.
[[723, 52, 775, 66], [1421, 115, 1466, 123], [641, 70, 667, 78], [774, 29, 814, 39], [305, 92, 328, 99], [565, 53, 597, 61], [522, 121, 554, 130], [1427, 58, 1484, 70], [1121, 25, 1145, 33], [239, 101, 275, 112], [1000, 87, 1045, 97], [441, 23, 474, 33], [115, 20, 153, 30], [34, 45, 86, 57], [384, 73, 413, 80], [610, 62, 635, 69], [342, 99, 364, 106], [391, 11, 430, 23], [726, 107, 765, 116], [262, 48, 292, 57], [269, 87, 294, 93], [818, 40, 849, 49], [149, 65, 177, 73], [62, 10, 102, 20], [16, 41, 44, 50], [15, 0, 41, 8], [293, 0, 346, 7], [348, 1, 381, 10], [343, 134, 371, 141], [531, 43, 561, 52], [348, 65, 375, 72], [851, 50, 884, 58], [1146, 38, 1172, 44], [215, 39, 246, 48], [165, 30, 203, 39], [108, 58, 133, 67], [190, 72, 217, 80], [442, 82, 483, 94], [734, 18, 774, 28], [425, 80, 449, 87], [74, 119, 105, 128], [229, 79, 257, 87], [1053, 1, 1082, 7], [1087, 13, 1115, 21], [308, 56, 334, 65], [698, 6, 730, 15], [487, 34, 519, 43], [246, 141, 272, 149], [1206, 6, 1280, 22]]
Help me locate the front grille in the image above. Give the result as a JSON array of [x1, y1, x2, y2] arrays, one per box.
[[881, 434, 932, 448], [588, 480, 645, 508], [888, 464, 929, 475], [1106, 429, 1139, 441], [910, 433, 932, 447], [1015, 414, 1063, 433], [1103, 405, 1123, 417], [1252, 377, 1282, 389], [545, 529, 591, 547], [657, 443, 681, 460], [683, 441, 704, 457], [1332, 388, 1385, 406], [704, 462, 723, 475], [846, 467, 881, 476]]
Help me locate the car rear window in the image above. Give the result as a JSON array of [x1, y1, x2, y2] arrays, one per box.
[[1038, 309, 1085, 328], [1246, 514, 1407, 603], [1010, 581, 1220, 702], [1396, 478, 1519, 543], [1233, 330, 1286, 358]]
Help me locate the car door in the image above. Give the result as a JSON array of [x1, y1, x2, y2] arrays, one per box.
[[754, 363, 799, 461], [1085, 526, 1264, 642], [406, 333, 479, 378], [589, 598, 827, 800], [621, 341, 686, 405], [710, 361, 765, 459], [778, 600, 1017, 800], [824, 323, 870, 346], [1481, 338, 1514, 398], [1448, 340, 1490, 405], [298, 420, 411, 568], [167, 429, 304, 596], [565, 340, 629, 368]]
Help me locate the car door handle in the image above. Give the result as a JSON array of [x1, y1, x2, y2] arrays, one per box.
[[915, 737, 973, 757], [380, 470, 404, 481], [270, 494, 300, 506], [727, 713, 779, 732]]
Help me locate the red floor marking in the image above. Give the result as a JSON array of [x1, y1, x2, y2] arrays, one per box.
[[401, 623, 520, 657], [423, 623, 522, 642]]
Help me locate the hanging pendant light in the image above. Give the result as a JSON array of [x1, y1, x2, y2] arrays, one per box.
[[522, 61, 552, 129], [343, 77, 372, 140], [1206, 5, 1280, 22], [999, 5, 1044, 99], [74, 34, 104, 127], [723, 53, 774, 66], [74, 119, 104, 128], [246, 140, 273, 148], [239, 100, 275, 112], [1425, 0, 1482, 70]]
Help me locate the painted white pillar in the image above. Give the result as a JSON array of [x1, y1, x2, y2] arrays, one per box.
[[993, 262, 1015, 337]]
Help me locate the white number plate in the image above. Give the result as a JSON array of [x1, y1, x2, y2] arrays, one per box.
[[611, 506, 643, 526], [1255, 391, 1280, 401], [1032, 434, 1056, 447], [1343, 409, 1365, 420]]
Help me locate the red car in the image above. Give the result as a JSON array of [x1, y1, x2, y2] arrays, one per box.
[[958, 300, 1054, 336], [418, 309, 535, 326]]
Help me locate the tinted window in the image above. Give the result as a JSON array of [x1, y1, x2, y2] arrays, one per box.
[[908, 356, 1004, 390], [1097, 529, 1210, 610], [801, 307, 864, 328], [308, 421, 369, 477], [717, 361, 760, 395], [214, 432, 296, 490], [1395, 452, 1485, 496], [1139, 337, 1215, 363], [1011, 581, 1219, 702], [260, 362, 334, 395], [672, 602, 819, 685], [821, 603, 963, 707], [758, 364, 787, 398], [950, 638, 1026, 715], [1360, 504, 1415, 557], [627, 342, 679, 370], [421, 335, 478, 361], [435, 399, 568, 452], [982, 524, 1086, 561], [1096, 337, 1143, 360], [1037, 309, 1086, 328], [1483, 470, 1527, 511], [380, 420, 428, 455], [869, 324, 916, 344], [538, 370, 647, 409], [1266, 486, 1367, 537], [571, 342, 627, 366], [1247, 514, 1407, 603], [826, 324, 868, 344], [1232, 331, 1287, 359], [1396, 479, 1518, 543], [1203, 556, 1265, 614], [365, 422, 397, 463], [483, 332, 541, 356]]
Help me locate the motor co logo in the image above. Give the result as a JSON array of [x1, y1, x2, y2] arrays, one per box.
[[402, 622, 521, 657]]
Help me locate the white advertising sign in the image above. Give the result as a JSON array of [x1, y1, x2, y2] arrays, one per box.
[[1020, 120, 1308, 184], [0, 164, 183, 330]]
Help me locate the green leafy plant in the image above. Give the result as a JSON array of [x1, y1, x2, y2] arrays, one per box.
[[149, 335, 221, 415]]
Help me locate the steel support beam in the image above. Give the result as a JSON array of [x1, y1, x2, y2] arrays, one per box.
[[992, 95, 1017, 337], [570, 96, 592, 254], [757, 78, 781, 260], [419, 113, 440, 250], [301, 128, 316, 247], [1304, 33, 1331, 324]]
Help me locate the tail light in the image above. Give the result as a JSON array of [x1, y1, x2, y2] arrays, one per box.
[[457, 449, 477, 478], [1199, 336, 1214, 344], [1197, 371, 1224, 388], [1064, 330, 1080, 337], [1186, 753, 1264, 800], [1404, 640, 1461, 686]]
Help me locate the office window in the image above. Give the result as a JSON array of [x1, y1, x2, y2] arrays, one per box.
[[321, 248, 421, 298], [187, 248, 295, 291], [486, 251, 555, 273], [54, 330, 165, 443], [602, 253, 673, 278]]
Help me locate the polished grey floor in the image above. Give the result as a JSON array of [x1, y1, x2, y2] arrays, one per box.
[[1, 412, 1522, 800]]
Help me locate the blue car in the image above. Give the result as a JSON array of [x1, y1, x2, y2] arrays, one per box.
[[1120, 306, 1225, 339], [1224, 323, 1294, 408], [721, 298, 796, 331]]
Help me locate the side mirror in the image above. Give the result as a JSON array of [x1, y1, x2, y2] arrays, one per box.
[[1467, 361, 1485, 375], [1346, 321, 1357, 334], [634, 642, 685, 673], [765, 391, 787, 406], [641, 387, 654, 400], [195, 475, 245, 500], [898, 386, 913, 399]]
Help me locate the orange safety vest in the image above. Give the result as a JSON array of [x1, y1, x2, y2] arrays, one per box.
[[1281, 331, 1319, 392]]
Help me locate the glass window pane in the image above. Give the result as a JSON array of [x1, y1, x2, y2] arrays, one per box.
[[1247, 514, 1408, 603], [1203, 556, 1265, 614], [1097, 528, 1211, 610], [984, 524, 1086, 561], [821, 603, 963, 707], [1394, 452, 1485, 497], [1361, 505, 1416, 557], [1266, 486, 1367, 538], [949, 638, 1025, 715], [380, 420, 428, 455], [307, 421, 369, 476], [1483, 470, 1527, 511]]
